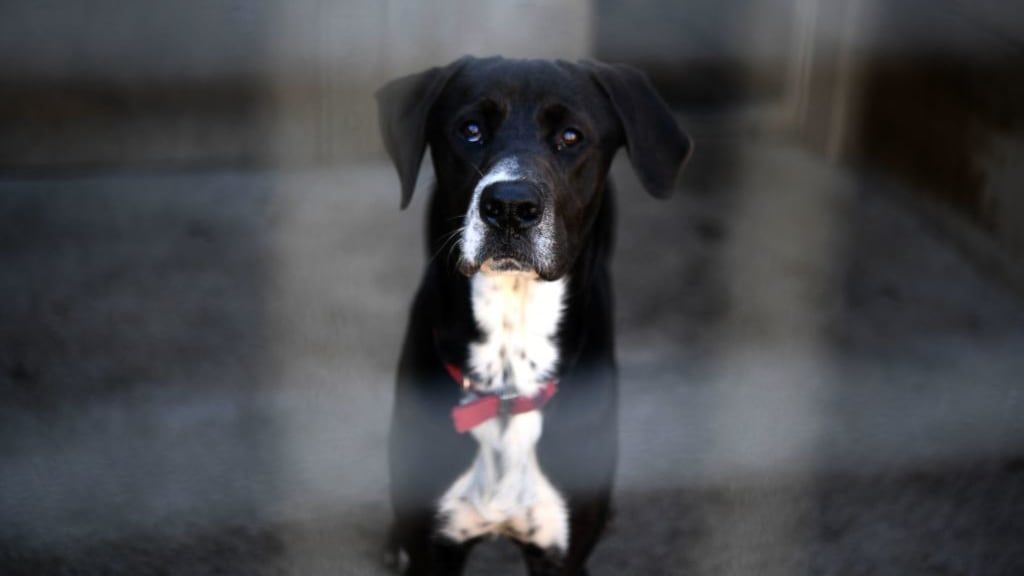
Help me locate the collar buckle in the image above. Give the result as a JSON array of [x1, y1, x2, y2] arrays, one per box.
[[497, 386, 518, 417]]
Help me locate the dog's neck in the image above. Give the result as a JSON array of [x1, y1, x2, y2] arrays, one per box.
[[467, 273, 565, 397]]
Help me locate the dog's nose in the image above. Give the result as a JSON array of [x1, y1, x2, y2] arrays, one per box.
[[479, 182, 543, 231]]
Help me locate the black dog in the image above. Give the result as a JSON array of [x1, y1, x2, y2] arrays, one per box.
[[377, 56, 690, 575]]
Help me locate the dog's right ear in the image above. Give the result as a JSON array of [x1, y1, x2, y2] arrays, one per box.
[[376, 58, 470, 209]]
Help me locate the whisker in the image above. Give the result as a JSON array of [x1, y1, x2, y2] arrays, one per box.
[[428, 225, 466, 267], [446, 236, 465, 266]]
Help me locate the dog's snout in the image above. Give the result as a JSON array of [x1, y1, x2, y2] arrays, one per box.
[[480, 182, 543, 231]]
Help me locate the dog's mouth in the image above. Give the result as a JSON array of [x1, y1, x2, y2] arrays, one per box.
[[480, 257, 534, 275], [458, 232, 544, 277], [462, 244, 565, 281], [460, 248, 537, 277]]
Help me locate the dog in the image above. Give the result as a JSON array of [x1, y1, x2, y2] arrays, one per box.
[[377, 56, 691, 575]]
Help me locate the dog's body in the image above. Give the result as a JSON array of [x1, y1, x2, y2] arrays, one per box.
[[378, 57, 690, 575]]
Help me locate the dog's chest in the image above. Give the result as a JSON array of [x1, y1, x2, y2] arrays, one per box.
[[437, 274, 569, 550], [468, 274, 563, 395]]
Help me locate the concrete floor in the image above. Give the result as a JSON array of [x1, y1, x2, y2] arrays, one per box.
[[1, 135, 1023, 575]]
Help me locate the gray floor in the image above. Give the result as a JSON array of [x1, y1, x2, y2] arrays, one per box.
[[2, 134, 1023, 575]]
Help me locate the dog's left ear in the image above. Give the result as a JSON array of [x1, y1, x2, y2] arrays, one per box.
[[583, 61, 693, 199], [376, 57, 470, 209]]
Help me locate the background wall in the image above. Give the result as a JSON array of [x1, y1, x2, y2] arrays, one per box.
[[4, 0, 1021, 273], [0, 0, 591, 167]]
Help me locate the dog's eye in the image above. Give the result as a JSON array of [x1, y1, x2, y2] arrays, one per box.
[[556, 128, 582, 150], [460, 121, 484, 143]]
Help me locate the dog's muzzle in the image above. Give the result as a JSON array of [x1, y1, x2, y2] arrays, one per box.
[[467, 180, 551, 275], [460, 159, 559, 278]]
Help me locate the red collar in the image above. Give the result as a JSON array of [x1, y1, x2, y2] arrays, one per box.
[[444, 363, 558, 434]]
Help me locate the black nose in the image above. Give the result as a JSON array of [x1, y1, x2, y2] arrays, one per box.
[[479, 182, 543, 231]]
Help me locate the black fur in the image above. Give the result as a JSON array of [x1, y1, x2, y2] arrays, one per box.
[[377, 56, 690, 575]]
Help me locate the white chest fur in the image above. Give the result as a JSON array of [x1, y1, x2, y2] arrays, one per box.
[[437, 274, 569, 550]]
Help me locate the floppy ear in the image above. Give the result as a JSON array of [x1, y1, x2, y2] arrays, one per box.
[[583, 61, 693, 198], [375, 58, 470, 209]]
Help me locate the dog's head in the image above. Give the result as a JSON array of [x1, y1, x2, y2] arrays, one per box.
[[377, 56, 691, 281]]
